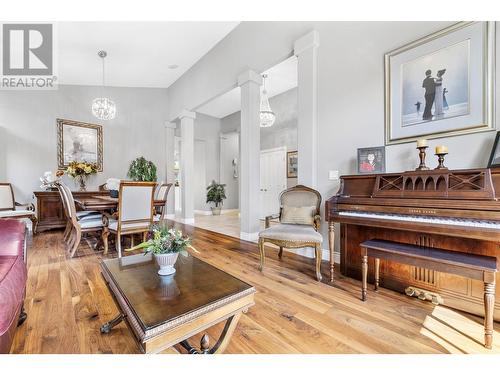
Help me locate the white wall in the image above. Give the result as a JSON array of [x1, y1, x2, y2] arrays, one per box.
[[220, 132, 239, 209], [167, 21, 500, 257], [0, 84, 169, 202]]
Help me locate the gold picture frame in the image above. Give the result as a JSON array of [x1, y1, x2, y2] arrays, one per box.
[[57, 118, 103, 171], [385, 21, 495, 145]]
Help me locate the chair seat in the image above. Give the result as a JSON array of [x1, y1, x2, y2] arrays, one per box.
[[76, 211, 100, 219], [107, 219, 151, 232], [79, 218, 104, 229], [0, 210, 34, 218], [259, 224, 323, 243]]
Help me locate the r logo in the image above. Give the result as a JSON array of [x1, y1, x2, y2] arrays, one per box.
[[2, 24, 53, 75]]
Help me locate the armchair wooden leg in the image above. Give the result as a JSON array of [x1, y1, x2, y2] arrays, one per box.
[[143, 231, 148, 242], [102, 229, 109, 255], [278, 247, 283, 259], [67, 227, 76, 251], [69, 228, 81, 258], [117, 234, 122, 258], [63, 222, 71, 242], [258, 237, 265, 272], [315, 243, 322, 282], [30, 215, 38, 234]]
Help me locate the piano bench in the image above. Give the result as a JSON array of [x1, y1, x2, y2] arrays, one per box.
[[359, 239, 497, 349]]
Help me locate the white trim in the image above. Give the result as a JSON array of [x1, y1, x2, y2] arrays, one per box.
[[240, 231, 259, 242], [237, 69, 262, 87], [165, 214, 175, 219], [178, 109, 196, 120], [176, 217, 195, 225], [280, 247, 340, 263], [194, 208, 240, 216], [260, 146, 287, 155], [294, 30, 320, 56]]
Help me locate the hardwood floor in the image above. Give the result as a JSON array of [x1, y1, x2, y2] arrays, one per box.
[[11, 221, 500, 354]]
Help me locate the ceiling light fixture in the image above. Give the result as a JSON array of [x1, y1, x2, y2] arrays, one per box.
[[260, 74, 275, 128], [91, 50, 116, 121]]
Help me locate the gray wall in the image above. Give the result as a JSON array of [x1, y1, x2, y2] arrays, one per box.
[[167, 21, 500, 255], [0, 84, 169, 202]]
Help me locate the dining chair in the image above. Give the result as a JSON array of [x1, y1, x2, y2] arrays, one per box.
[[56, 182, 103, 257], [258, 185, 323, 281], [102, 181, 156, 258], [154, 182, 173, 222], [0, 183, 38, 233]]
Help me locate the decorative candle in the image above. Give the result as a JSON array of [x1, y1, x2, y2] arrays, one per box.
[[435, 145, 448, 154], [416, 139, 428, 148]]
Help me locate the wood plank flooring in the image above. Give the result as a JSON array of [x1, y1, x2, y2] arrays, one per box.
[[11, 221, 500, 354]]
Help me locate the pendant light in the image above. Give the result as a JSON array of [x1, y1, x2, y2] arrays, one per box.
[[91, 50, 116, 120], [260, 74, 276, 128]]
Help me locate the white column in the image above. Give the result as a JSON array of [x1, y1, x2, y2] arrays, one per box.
[[179, 110, 196, 224], [238, 70, 262, 241], [165, 122, 176, 217], [294, 30, 319, 188]]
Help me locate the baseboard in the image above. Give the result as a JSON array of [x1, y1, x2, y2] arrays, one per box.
[[174, 217, 195, 225], [194, 209, 240, 216], [166, 214, 175, 219], [240, 231, 259, 242]]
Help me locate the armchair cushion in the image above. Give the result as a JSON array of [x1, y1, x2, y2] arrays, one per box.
[[79, 218, 104, 229], [259, 224, 322, 243], [0, 210, 34, 218], [281, 205, 316, 225]]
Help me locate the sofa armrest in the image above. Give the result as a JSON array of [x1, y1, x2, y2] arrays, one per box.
[[314, 214, 321, 231], [265, 214, 280, 228]]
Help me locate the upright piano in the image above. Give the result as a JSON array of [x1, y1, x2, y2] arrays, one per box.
[[325, 168, 500, 319]]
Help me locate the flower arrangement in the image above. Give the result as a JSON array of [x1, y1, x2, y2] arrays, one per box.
[[66, 161, 98, 191], [132, 226, 192, 255]]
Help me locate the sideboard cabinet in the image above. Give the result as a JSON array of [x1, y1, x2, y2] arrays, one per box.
[[34, 190, 109, 232]]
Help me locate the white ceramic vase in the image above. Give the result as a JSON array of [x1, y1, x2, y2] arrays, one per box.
[[155, 252, 179, 276]]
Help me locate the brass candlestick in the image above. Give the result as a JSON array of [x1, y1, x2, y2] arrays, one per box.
[[435, 152, 448, 170], [415, 146, 430, 171]]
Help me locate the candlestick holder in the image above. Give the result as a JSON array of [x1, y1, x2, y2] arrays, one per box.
[[415, 146, 430, 171], [434, 152, 448, 170]]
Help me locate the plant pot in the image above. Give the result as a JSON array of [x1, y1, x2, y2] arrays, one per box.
[[109, 189, 119, 198], [155, 253, 179, 276], [211, 206, 222, 216]]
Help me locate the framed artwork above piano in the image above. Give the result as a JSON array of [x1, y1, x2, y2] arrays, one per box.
[[384, 21, 496, 145]]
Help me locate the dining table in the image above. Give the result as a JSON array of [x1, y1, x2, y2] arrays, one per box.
[[74, 195, 166, 212]]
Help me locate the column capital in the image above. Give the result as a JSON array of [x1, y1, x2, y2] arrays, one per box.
[[164, 121, 177, 129], [237, 69, 262, 87], [294, 30, 319, 56], [178, 110, 196, 120]]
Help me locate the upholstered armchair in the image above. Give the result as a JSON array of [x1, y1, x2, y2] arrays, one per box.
[[102, 181, 156, 258], [0, 183, 37, 233], [258, 185, 323, 281]]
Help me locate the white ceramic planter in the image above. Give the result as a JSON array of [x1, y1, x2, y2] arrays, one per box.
[[155, 252, 179, 276]]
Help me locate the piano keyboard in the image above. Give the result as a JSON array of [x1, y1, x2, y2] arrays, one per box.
[[338, 211, 500, 229]]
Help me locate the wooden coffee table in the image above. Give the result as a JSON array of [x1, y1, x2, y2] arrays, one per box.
[[100, 253, 255, 354]]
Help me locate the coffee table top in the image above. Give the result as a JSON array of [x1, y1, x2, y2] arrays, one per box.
[[101, 253, 255, 334]]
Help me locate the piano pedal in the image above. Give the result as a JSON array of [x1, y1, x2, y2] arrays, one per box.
[[405, 286, 443, 305]]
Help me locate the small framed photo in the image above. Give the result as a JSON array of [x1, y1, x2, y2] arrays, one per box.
[[487, 132, 500, 168], [357, 146, 386, 174], [57, 118, 103, 171], [287, 151, 298, 178]]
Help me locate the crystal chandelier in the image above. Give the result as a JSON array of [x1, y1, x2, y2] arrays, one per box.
[[260, 74, 276, 128], [92, 51, 116, 120]]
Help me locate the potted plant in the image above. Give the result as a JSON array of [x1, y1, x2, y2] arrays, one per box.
[[206, 180, 226, 215], [66, 161, 98, 191], [130, 225, 192, 276], [127, 156, 158, 182]]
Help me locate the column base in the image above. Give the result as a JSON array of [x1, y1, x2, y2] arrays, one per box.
[[240, 231, 259, 242]]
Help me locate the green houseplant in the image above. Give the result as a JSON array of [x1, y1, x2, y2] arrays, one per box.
[[129, 224, 192, 276], [206, 180, 226, 215], [127, 156, 157, 182]]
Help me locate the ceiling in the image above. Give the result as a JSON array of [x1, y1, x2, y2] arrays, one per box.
[[57, 22, 239, 88], [196, 56, 298, 118]]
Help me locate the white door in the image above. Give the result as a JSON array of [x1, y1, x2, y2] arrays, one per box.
[[260, 147, 287, 219]]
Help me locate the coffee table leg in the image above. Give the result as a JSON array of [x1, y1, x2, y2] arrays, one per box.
[[100, 313, 126, 334], [179, 313, 242, 354]]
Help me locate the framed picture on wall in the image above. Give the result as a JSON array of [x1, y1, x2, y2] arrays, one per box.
[[57, 118, 103, 171], [287, 151, 298, 178], [357, 146, 385, 174], [487, 131, 500, 168], [385, 21, 495, 145]]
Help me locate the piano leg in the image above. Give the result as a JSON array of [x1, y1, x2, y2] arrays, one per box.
[[361, 251, 368, 302], [329, 221, 335, 282], [484, 278, 496, 349], [374, 258, 380, 291]]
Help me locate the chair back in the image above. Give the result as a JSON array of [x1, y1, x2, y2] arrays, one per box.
[[117, 181, 155, 230], [279, 185, 322, 228], [0, 183, 15, 211], [58, 182, 78, 224], [156, 183, 173, 200]]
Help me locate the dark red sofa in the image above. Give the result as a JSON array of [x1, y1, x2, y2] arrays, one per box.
[[0, 219, 27, 354]]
